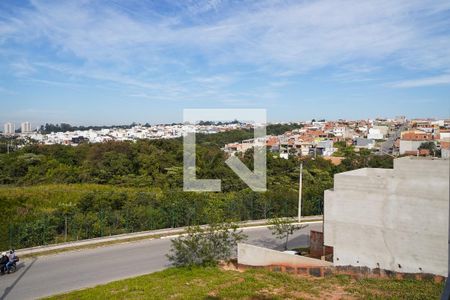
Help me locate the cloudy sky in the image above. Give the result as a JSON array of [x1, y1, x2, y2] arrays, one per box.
[[0, 0, 449, 126]]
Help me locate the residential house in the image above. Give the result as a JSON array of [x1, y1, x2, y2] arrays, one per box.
[[441, 140, 450, 159], [354, 137, 375, 150], [314, 140, 335, 156], [367, 128, 383, 140], [399, 130, 433, 155]]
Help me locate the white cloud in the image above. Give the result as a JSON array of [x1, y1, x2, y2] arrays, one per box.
[[1, 0, 450, 92], [390, 74, 450, 88], [0, 86, 17, 95], [10, 59, 36, 76]]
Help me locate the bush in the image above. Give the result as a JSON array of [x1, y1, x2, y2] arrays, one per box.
[[167, 222, 247, 267]]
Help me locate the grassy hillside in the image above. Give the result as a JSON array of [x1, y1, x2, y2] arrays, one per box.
[[0, 184, 157, 209], [46, 267, 443, 300], [0, 183, 300, 250]]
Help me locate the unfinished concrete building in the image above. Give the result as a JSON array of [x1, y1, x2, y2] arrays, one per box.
[[324, 157, 449, 276]]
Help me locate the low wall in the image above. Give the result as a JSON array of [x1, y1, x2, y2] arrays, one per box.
[[309, 230, 333, 259], [237, 243, 445, 283], [238, 264, 445, 282], [237, 243, 332, 268], [334, 265, 445, 283]]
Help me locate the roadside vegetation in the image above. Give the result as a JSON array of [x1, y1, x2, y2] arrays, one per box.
[[167, 221, 247, 267], [0, 126, 393, 250], [45, 266, 443, 300]]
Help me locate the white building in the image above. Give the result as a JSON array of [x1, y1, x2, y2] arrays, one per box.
[[367, 128, 384, 140], [373, 125, 389, 136], [439, 130, 450, 140], [21, 121, 32, 133], [332, 127, 346, 137], [3, 122, 14, 135], [324, 157, 449, 276], [367, 126, 388, 140]]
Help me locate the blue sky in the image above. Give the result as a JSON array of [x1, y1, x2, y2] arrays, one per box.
[[0, 0, 449, 126]]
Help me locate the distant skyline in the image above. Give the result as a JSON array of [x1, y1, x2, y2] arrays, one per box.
[[0, 115, 447, 132], [1, 0, 450, 125]]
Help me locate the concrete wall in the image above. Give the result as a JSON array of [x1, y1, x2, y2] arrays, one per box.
[[443, 149, 450, 159], [237, 243, 332, 268], [399, 140, 423, 155], [324, 157, 449, 276]]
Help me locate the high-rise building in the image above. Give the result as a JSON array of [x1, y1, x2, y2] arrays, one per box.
[[3, 122, 14, 135], [21, 121, 32, 133]]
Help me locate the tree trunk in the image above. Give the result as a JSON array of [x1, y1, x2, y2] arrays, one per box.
[[284, 233, 289, 250]]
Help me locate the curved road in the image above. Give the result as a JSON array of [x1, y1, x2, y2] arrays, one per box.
[[0, 222, 321, 300]]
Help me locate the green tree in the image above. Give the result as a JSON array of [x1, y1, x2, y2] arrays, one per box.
[[167, 221, 247, 267], [418, 141, 439, 156], [268, 217, 306, 250]]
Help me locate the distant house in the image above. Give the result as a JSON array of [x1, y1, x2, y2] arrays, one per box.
[[399, 130, 433, 155], [71, 136, 87, 144], [354, 137, 375, 150], [223, 142, 253, 155], [314, 140, 335, 156], [367, 128, 384, 140], [438, 129, 450, 140], [265, 136, 279, 150], [332, 127, 346, 137], [412, 120, 435, 133], [373, 125, 389, 137], [441, 140, 450, 159]]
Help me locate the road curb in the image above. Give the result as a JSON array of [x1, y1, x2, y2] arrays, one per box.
[[15, 216, 323, 257]]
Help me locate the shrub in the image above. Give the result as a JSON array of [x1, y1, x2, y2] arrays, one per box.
[[167, 222, 247, 267]]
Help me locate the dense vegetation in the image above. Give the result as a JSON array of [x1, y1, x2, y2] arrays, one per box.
[[0, 126, 393, 249], [46, 267, 443, 300]]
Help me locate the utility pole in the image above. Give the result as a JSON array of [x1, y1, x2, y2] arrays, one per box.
[[64, 215, 68, 242], [298, 161, 303, 222]]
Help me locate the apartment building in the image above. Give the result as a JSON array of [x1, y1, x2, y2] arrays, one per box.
[[3, 122, 14, 135], [21, 121, 32, 133]]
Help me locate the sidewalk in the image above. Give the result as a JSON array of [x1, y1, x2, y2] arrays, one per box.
[[16, 215, 323, 257]]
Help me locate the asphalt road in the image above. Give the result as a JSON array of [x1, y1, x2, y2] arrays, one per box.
[[0, 222, 321, 300], [379, 125, 406, 155]]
